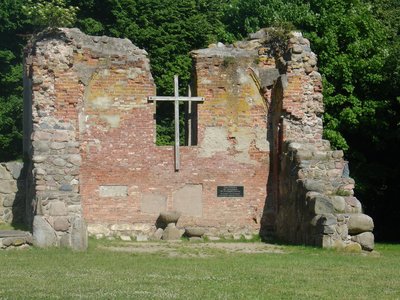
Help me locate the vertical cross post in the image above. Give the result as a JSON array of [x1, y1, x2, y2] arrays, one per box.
[[187, 84, 192, 146], [174, 75, 180, 171], [148, 75, 204, 172]]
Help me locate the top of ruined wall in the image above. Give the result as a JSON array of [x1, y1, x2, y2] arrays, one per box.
[[192, 45, 257, 58], [192, 28, 320, 92], [24, 28, 153, 88], [192, 28, 325, 155], [26, 27, 148, 60]]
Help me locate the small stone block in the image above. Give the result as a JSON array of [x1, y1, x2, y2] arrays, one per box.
[[99, 185, 128, 197], [136, 234, 149, 242]]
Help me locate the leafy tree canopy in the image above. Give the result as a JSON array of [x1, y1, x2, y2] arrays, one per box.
[[23, 0, 79, 29]]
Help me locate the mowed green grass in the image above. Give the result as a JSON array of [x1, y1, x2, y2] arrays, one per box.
[[0, 240, 399, 299]]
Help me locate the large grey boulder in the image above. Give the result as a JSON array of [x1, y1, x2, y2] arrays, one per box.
[[259, 68, 280, 89], [33, 215, 58, 247], [347, 214, 374, 234], [162, 223, 184, 241], [307, 192, 334, 214], [156, 211, 181, 229], [351, 232, 374, 251], [185, 227, 206, 238]]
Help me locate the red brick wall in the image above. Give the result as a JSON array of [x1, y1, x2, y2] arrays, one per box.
[[80, 50, 268, 234]]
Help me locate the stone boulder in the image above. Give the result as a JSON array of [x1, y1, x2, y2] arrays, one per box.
[[344, 242, 362, 253], [70, 216, 88, 251], [33, 215, 58, 247], [0, 230, 32, 249], [347, 214, 374, 234], [162, 223, 184, 241], [185, 227, 206, 238], [5, 161, 24, 179], [150, 228, 164, 241], [351, 232, 374, 251], [156, 211, 181, 229], [306, 192, 334, 214]]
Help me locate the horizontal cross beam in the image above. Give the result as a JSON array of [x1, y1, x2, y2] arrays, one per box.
[[148, 96, 204, 102], [147, 75, 204, 171]]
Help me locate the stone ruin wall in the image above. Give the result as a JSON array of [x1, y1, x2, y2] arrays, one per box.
[[23, 29, 90, 250], [23, 28, 269, 245], [265, 33, 374, 251], [21, 28, 374, 250]]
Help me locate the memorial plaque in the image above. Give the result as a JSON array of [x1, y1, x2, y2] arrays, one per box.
[[217, 186, 244, 197]]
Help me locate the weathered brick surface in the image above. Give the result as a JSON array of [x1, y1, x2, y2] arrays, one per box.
[[80, 47, 269, 234]]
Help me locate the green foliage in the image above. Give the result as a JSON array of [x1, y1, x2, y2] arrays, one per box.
[[223, 0, 311, 39], [22, 0, 79, 29], [298, 0, 391, 149], [225, 0, 399, 240], [155, 102, 186, 146], [98, 0, 228, 95], [0, 95, 23, 161], [0, 0, 27, 161]]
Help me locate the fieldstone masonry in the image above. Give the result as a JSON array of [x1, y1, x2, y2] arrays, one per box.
[[0, 162, 25, 225], [16, 28, 375, 250], [256, 31, 374, 251]]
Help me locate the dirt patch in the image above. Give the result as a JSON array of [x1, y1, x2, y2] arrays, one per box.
[[97, 241, 285, 257]]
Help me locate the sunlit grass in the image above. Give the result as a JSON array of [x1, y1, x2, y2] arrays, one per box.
[[0, 240, 399, 299]]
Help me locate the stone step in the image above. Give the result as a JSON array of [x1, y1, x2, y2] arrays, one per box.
[[0, 230, 32, 249], [0, 230, 31, 238]]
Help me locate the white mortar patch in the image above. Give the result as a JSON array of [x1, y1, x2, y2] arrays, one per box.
[[199, 127, 230, 157], [100, 114, 120, 128], [89, 96, 112, 109], [173, 184, 202, 217], [99, 185, 128, 197]]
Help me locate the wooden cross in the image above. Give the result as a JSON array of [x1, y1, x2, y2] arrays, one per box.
[[148, 75, 204, 171]]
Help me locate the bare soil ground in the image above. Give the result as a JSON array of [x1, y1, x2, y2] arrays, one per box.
[[97, 241, 285, 257]]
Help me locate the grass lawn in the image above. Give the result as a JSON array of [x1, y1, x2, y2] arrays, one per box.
[[0, 239, 399, 299]]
